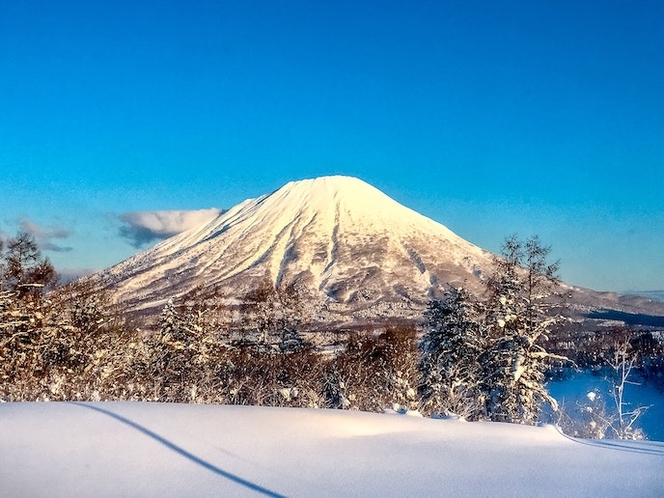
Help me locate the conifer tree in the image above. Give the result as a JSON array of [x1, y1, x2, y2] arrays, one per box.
[[145, 300, 203, 401], [419, 287, 485, 419]]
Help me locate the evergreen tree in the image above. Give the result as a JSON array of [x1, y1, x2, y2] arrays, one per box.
[[419, 287, 485, 419], [144, 300, 204, 401]]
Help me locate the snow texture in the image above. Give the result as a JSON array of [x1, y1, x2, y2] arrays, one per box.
[[2, 402, 664, 497]]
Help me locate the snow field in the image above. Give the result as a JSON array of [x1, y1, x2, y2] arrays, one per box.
[[2, 402, 664, 497]]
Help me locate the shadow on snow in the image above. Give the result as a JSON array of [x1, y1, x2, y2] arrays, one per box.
[[69, 402, 286, 498]]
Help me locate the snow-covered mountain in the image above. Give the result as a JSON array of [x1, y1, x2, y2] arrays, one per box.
[[95, 176, 494, 320]]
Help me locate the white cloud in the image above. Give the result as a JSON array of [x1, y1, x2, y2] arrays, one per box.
[[118, 208, 222, 248]]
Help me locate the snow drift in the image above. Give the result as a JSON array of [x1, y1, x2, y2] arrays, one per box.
[[2, 402, 663, 497]]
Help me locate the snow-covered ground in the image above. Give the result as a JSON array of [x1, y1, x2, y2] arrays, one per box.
[[2, 402, 664, 497]]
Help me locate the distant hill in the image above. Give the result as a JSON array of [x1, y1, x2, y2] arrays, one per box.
[[623, 291, 664, 303]]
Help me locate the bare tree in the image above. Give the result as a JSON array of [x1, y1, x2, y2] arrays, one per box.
[[605, 339, 649, 439], [557, 334, 650, 440], [1, 231, 57, 298]]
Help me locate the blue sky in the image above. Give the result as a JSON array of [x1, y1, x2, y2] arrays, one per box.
[[1, 0, 663, 292]]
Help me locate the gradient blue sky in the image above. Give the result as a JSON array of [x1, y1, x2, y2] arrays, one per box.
[[1, 0, 663, 292]]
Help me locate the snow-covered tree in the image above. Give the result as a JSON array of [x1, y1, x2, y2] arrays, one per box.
[[1, 231, 57, 297], [323, 332, 376, 411], [480, 235, 563, 424], [237, 281, 310, 353], [141, 299, 212, 401], [324, 326, 419, 412], [0, 276, 138, 401], [382, 326, 419, 412], [557, 389, 613, 439], [605, 339, 648, 439], [0, 288, 34, 399], [557, 338, 649, 440], [419, 287, 485, 419]]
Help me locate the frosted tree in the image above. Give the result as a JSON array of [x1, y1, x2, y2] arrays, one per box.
[[140, 300, 207, 401], [218, 282, 320, 407], [604, 339, 648, 439], [274, 284, 311, 353], [380, 325, 419, 412], [1, 232, 57, 297], [480, 235, 563, 424], [0, 233, 58, 400], [557, 338, 648, 440], [322, 331, 384, 411], [238, 281, 310, 353], [419, 287, 485, 419]]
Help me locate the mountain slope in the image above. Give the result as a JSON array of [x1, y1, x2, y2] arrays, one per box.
[[96, 176, 494, 318]]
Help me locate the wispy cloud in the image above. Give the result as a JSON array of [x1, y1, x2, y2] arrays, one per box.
[[19, 218, 73, 253], [118, 208, 221, 248]]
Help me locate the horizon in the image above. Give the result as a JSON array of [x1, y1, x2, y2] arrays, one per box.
[[2, 1, 663, 293]]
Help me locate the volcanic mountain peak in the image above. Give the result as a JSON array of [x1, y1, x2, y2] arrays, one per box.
[[167, 175, 457, 246], [97, 176, 493, 318]]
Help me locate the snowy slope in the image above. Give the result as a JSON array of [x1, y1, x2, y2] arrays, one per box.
[[96, 176, 493, 317], [2, 402, 664, 497]]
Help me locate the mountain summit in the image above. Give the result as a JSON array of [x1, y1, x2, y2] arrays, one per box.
[[97, 176, 494, 319]]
